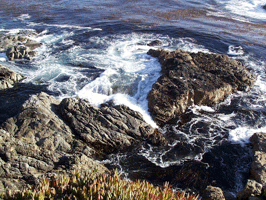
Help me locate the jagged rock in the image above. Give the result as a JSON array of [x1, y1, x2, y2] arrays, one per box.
[[250, 151, 266, 185], [0, 93, 109, 192], [0, 31, 41, 61], [202, 186, 225, 200], [0, 65, 24, 90], [263, 5, 266, 10], [250, 132, 266, 153], [236, 133, 266, 200], [237, 179, 262, 200], [249, 133, 266, 185], [0, 92, 167, 192], [147, 48, 256, 126], [59, 97, 167, 154], [6, 46, 31, 60]]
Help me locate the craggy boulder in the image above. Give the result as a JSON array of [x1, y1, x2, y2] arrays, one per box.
[[147, 48, 256, 126], [59, 98, 167, 154], [0, 93, 108, 192], [202, 186, 225, 200], [0, 65, 24, 90], [250, 133, 266, 185]]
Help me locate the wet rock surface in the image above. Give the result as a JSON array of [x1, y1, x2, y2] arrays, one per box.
[[0, 92, 166, 192], [0, 65, 24, 90], [147, 48, 257, 126], [0, 31, 41, 61]]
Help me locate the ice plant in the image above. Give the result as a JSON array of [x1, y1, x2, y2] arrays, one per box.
[[0, 169, 200, 200]]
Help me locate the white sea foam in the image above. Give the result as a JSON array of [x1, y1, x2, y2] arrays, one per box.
[[0, 53, 8, 62], [228, 45, 244, 56], [14, 14, 31, 21], [17, 30, 214, 127], [229, 126, 266, 145], [191, 105, 216, 114], [224, 0, 266, 20], [212, 0, 266, 21]]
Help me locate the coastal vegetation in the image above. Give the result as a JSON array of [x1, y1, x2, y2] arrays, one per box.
[[0, 170, 199, 200]]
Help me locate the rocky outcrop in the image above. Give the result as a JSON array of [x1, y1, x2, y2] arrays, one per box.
[[147, 48, 257, 126], [0, 31, 41, 61], [0, 92, 108, 193], [59, 97, 167, 154], [0, 92, 166, 192], [250, 133, 266, 185], [0, 65, 24, 90], [237, 132, 266, 200]]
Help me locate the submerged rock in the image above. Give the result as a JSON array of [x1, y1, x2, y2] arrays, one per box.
[[147, 48, 256, 126], [0, 92, 166, 192], [147, 40, 162, 46], [0, 65, 24, 90]]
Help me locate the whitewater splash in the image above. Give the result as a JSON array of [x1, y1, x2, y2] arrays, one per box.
[[209, 0, 266, 22]]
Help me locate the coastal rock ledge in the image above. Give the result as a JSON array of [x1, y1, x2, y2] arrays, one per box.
[[147, 49, 257, 126], [0, 92, 166, 192]]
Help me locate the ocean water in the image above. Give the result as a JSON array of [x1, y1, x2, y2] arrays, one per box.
[[0, 0, 266, 194]]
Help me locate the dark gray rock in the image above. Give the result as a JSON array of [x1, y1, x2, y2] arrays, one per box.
[[0, 92, 167, 192], [0, 64, 24, 90], [147, 48, 257, 126], [59, 97, 167, 154], [147, 40, 162, 46], [0, 93, 109, 192]]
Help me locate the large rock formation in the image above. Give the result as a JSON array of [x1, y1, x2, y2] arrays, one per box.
[[147, 48, 257, 126], [0, 92, 166, 192], [0, 92, 108, 193], [0, 65, 24, 90]]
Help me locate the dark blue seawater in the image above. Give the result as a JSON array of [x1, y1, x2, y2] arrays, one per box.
[[1, 0, 266, 195]]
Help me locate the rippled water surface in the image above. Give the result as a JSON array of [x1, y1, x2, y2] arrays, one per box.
[[0, 0, 266, 195]]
